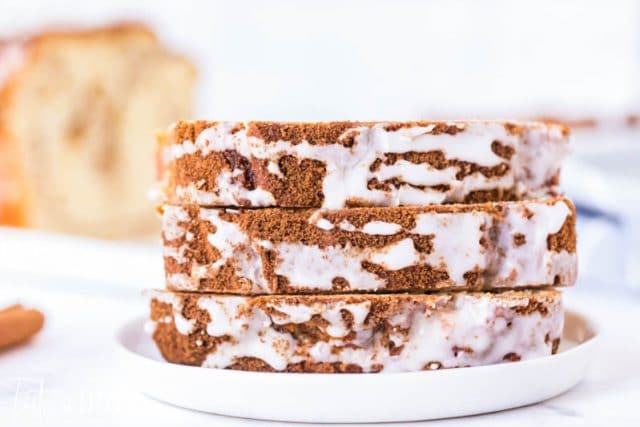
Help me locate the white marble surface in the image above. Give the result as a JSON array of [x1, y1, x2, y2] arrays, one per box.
[[0, 282, 638, 427]]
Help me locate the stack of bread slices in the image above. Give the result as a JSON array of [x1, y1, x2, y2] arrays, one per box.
[[149, 120, 577, 373]]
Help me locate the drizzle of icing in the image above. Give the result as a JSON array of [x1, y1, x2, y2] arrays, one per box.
[[163, 200, 576, 292], [164, 121, 568, 208], [153, 292, 563, 372]]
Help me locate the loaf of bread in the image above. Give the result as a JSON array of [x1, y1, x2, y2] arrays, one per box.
[[0, 24, 196, 237]]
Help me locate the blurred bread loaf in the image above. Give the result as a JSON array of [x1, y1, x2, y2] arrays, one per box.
[[0, 24, 196, 237]]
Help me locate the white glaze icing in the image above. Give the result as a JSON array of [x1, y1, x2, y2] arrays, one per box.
[[153, 292, 563, 373], [269, 304, 317, 324], [197, 296, 249, 337], [166, 273, 194, 290], [267, 160, 283, 178], [308, 211, 335, 230], [163, 121, 569, 208], [201, 301, 297, 371], [361, 221, 402, 235], [163, 245, 186, 263], [161, 205, 190, 241], [368, 238, 419, 270], [272, 242, 386, 290], [376, 160, 458, 187], [412, 211, 487, 283], [338, 220, 357, 232], [494, 200, 577, 286], [315, 218, 334, 230]]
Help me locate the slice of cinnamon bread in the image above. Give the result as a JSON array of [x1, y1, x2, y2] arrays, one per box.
[[158, 120, 570, 208], [161, 197, 577, 294], [148, 289, 563, 373], [0, 24, 196, 237]]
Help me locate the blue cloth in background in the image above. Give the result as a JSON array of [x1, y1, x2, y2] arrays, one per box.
[[575, 205, 637, 291]]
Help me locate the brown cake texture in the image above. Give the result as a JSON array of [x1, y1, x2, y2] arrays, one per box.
[[158, 120, 569, 209], [161, 197, 577, 294], [148, 289, 563, 373]]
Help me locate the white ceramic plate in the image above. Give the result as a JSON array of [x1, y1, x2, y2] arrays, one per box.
[[115, 310, 598, 423]]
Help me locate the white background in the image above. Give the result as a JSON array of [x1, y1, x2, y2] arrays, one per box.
[[2, 0, 639, 119]]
